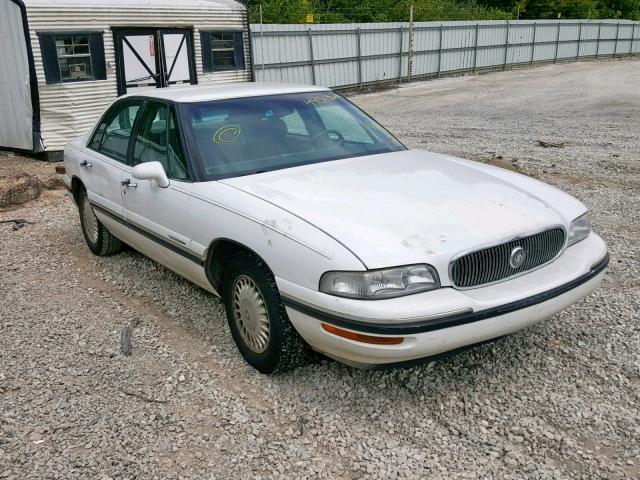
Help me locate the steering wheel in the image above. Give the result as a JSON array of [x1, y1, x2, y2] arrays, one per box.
[[309, 129, 345, 148]]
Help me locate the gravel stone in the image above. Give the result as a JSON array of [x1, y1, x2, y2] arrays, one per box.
[[1, 58, 638, 479]]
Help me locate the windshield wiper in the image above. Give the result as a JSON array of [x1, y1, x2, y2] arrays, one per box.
[[236, 169, 267, 177]]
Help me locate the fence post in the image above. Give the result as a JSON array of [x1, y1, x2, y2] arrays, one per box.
[[356, 27, 362, 88], [530, 22, 537, 65], [613, 21, 620, 57], [503, 20, 510, 70], [595, 22, 601, 58], [407, 4, 414, 82], [631, 24, 637, 55], [437, 24, 443, 77], [398, 27, 403, 82], [259, 4, 265, 75], [473, 23, 479, 72], [307, 28, 316, 85], [554, 22, 560, 63], [576, 21, 582, 60]]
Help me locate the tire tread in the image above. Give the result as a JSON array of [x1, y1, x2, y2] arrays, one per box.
[[78, 187, 123, 256], [223, 251, 310, 373]]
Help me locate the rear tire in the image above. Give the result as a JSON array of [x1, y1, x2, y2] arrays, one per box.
[[78, 187, 122, 256], [222, 251, 310, 374]]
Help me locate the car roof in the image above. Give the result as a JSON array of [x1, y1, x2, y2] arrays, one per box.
[[122, 83, 331, 103]]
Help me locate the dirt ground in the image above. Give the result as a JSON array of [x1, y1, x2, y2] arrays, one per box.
[[1, 58, 639, 479]]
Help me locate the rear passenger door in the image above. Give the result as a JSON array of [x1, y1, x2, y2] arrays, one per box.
[[121, 101, 202, 281], [85, 98, 143, 218]]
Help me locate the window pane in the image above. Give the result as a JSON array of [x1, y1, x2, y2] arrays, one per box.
[[281, 110, 308, 136], [212, 50, 236, 70], [211, 33, 234, 50], [54, 34, 95, 81], [179, 93, 405, 179], [91, 100, 142, 162], [316, 104, 374, 144], [133, 103, 188, 180], [167, 111, 189, 180], [60, 56, 93, 81], [74, 44, 89, 55]]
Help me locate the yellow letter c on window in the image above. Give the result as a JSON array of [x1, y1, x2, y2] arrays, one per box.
[[213, 125, 242, 144]]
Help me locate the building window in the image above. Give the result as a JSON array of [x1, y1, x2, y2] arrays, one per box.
[[200, 31, 245, 73], [38, 32, 106, 84], [56, 35, 93, 81]]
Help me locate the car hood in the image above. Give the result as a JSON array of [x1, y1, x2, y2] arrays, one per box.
[[220, 150, 583, 273]]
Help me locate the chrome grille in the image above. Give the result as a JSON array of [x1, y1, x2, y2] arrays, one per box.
[[450, 228, 566, 288]]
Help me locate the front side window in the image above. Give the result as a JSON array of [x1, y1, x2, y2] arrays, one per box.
[[38, 32, 106, 84], [133, 102, 189, 180], [200, 31, 245, 72], [178, 92, 405, 180], [88, 100, 143, 162]]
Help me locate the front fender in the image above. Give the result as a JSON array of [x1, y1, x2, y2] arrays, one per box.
[[189, 181, 365, 291]]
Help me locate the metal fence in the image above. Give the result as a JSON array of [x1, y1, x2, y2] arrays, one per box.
[[251, 20, 640, 89]]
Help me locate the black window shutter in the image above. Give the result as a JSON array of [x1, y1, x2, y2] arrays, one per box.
[[38, 34, 61, 84], [233, 32, 245, 71], [201, 32, 212, 73], [89, 33, 107, 80]]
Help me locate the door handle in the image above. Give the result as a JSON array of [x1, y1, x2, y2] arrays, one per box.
[[80, 160, 93, 168], [121, 178, 138, 188]]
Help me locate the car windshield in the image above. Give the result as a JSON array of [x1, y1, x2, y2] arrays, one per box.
[[177, 92, 405, 180]]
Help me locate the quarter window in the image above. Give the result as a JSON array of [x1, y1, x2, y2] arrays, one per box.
[[38, 32, 107, 84], [88, 100, 143, 162], [200, 31, 245, 72]]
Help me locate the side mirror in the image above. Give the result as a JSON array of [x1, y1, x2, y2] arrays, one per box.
[[131, 161, 170, 188]]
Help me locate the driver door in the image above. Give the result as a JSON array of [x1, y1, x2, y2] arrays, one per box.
[[121, 101, 206, 287]]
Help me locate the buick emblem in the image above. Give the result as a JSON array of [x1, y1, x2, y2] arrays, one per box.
[[509, 246, 526, 269]]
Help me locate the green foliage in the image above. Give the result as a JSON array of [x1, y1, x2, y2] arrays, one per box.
[[245, 0, 640, 22], [247, 0, 513, 23]]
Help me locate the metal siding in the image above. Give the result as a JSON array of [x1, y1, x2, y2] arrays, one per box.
[[25, 3, 250, 151], [0, 0, 33, 150], [251, 20, 639, 89]]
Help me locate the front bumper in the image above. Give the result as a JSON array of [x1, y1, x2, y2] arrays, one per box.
[[280, 233, 608, 367]]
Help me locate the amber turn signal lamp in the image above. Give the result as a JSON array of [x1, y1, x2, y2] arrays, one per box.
[[321, 323, 404, 345]]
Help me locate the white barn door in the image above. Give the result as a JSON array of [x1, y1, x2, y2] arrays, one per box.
[[113, 28, 196, 96]]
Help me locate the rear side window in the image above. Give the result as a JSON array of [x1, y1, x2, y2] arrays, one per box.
[[88, 100, 143, 162]]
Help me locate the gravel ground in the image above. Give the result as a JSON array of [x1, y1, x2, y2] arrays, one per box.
[[1, 58, 639, 480]]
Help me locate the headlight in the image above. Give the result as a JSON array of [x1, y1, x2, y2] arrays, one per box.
[[319, 264, 440, 300], [567, 212, 591, 246]]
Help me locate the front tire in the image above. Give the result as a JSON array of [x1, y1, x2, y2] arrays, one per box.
[[222, 251, 310, 373], [78, 188, 122, 256]]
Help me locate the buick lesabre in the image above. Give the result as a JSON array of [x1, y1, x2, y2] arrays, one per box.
[[63, 83, 608, 373]]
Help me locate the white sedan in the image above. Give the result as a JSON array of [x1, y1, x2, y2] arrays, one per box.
[[63, 83, 608, 373]]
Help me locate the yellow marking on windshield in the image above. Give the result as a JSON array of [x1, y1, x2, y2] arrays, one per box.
[[304, 94, 340, 106], [213, 125, 242, 144]]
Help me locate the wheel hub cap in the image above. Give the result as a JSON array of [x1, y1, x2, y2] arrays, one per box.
[[232, 276, 270, 353]]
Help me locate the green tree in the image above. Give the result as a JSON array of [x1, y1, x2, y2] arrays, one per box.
[[246, 0, 639, 22]]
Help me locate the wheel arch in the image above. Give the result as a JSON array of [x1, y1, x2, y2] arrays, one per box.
[[204, 238, 276, 295], [70, 175, 85, 205]]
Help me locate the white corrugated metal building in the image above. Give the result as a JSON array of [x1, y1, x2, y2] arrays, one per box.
[[0, 0, 252, 158]]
